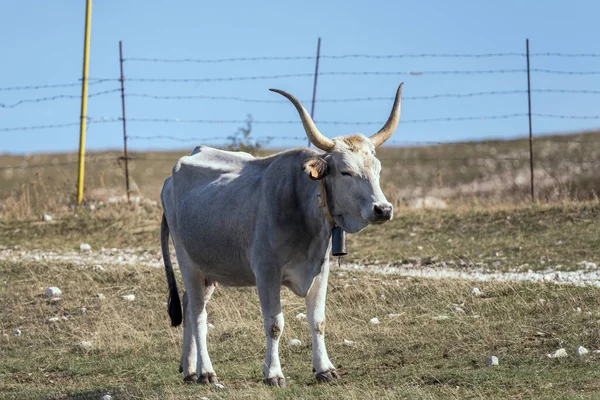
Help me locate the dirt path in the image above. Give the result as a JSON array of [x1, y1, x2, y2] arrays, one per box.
[[2, 247, 599, 288]]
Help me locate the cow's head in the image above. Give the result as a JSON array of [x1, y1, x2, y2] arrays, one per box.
[[270, 84, 403, 233]]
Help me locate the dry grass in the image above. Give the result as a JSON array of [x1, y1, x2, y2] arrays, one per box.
[[2, 132, 600, 398], [2, 130, 600, 219], [2, 260, 600, 399], [1, 201, 599, 272]]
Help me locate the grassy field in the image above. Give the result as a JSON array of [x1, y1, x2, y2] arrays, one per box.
[[2, 134, 600, 399], [1, 202, 600, 399], [1, 201, 599, 271], [2, 257, 600, 399], [1, 130, 600, 219]]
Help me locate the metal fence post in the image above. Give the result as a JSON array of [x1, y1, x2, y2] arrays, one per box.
[[308, 37, 321, 148], [119, 40, 131, 201], [526, 38, 535, 203], [76, 0, 92, 204]]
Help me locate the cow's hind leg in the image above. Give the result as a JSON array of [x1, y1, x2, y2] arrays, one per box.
[[180, 291, 197, 382], [257, 271, 286, 388], [177, 248, 218, 385], [305, 259, 338, 382]]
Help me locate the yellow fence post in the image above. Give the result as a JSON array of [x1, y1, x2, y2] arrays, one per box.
[[77, 0, 92, 204]]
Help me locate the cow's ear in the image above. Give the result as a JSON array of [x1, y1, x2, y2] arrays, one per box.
[[302, 157, 329, 180]]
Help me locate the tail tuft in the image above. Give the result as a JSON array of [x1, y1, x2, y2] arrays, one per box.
[[161, 214, 182, 327]]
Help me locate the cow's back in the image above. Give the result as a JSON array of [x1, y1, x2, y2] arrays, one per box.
[[163, 146, 266, 284]]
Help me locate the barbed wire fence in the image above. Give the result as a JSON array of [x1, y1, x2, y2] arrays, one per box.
[[2, 39, 600, 205]]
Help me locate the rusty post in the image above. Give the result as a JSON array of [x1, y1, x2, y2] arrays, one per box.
[[119, 40, 130, 201], [526, 39, 534, 203], [308, 37, 321, 148]]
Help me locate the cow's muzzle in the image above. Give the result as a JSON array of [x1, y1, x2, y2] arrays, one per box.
[[368, 202, 393, 224]]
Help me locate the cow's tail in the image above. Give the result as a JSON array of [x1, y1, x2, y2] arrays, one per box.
[[161, 214, 183, 327]]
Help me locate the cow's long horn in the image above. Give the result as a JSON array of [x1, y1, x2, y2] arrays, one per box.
[[269, 89, 335, 151], [370, 83, 404, 147]]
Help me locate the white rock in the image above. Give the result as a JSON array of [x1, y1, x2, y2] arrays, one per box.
[[417, 246, 424, 250], [79, 341, 93, 350], [81, 307, 87, 313], [579, 261, 598, 270], [12, 329, 22, 336], [207, 323, 215, 329], [369, 317, 381, 325], [122, 294, 135, 301], [470, 287, 483, 297], [80, 243, 92, 252], [96, 293, 105, 300], [49, 297, 62, 303], [92, 265, 105, 271], [432, 315, 451, 320], [212, 383, 225, 390], [486, 356, 499, 366], [575, 307, 582, 313], [547, 348, 568, 358], [44, 287, 62, 298], [61, 315, 69, 321], [101, 395, 112, 400], [89, 204, 96, 211], [452, 306, 466, 314], [577, 346, 589, 356], [48, 317, 59, 323], [288, 339, 302, 346], [387, 313, 404, 318], [593, 350, 600, 354], [42, 214, 53, 222], [343, 339, 355, 345], [295, 313, 307, 320]]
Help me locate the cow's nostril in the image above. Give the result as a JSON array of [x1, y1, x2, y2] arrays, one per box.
[[373, 204, 392, 220]]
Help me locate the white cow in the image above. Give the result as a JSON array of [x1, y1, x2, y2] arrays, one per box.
[[161, 84, 403, 387]]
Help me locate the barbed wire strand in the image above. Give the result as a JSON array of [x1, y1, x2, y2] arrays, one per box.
[[4, 88, 600, 111], [124, 89, 600, 104], [123, 114, 528, 125], [532, 69, 600, 75], [0, 89, 121, 109], [3, 67, 598, 94], [121, 52, 600, 64], [115, 70, 527, 84], [123, 53, 527, 63], [3, 112, 600, 133], [0, 122, 81, 132], [0, 80, 117, 92], [126, 134, 600, 145], [530, 52, 600, 58]]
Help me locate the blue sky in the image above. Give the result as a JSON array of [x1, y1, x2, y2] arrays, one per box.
[[1, 0, 599, 154]]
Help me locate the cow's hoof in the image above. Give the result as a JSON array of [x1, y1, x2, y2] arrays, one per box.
[[183, 374, 197, 383], [198, 372, 219, 385], [264, 376, 287, 388], [316, 369, 339, 382]]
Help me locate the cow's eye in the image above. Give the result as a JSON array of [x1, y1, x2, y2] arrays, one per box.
[[341, 171, 352, 177]]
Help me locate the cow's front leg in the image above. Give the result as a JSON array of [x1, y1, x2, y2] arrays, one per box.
[[257, 272, 286, 388], [305, 259, 338, 382]]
